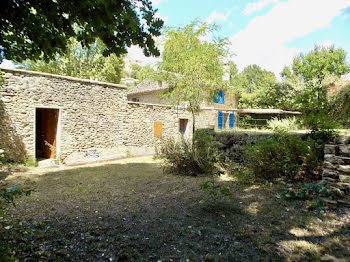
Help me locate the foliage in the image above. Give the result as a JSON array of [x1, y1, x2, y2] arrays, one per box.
[[0, 186, 31, 207], [267, 117, 298, 133], [244, 134, 322, 182], [291, 45, 350, 82], [231, 64, 277, 108], [277, 183, 329, 211], [20, 39, 124, 84], [200, 177, 231, 205], [155, 129, 218, 176], [329, 85, 350, 127], [0, 0, 163, 62], [0, 149, 4, 166], [158, 21, 228, 131], [263, 82, 299, 110]]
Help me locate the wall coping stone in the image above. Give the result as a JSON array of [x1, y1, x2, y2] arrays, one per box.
[[0, 68, 127, 90]]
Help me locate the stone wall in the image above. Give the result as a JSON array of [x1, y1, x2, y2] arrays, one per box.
[[1, 68, 128, 164], [322, 136, 350, 205], [125, 102, 193, 155]]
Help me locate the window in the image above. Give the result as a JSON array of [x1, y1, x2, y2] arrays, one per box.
[[213, 91, 224, 104], [154, 122, 162, 137], [179, 119, 188, 136], [132, 97, 140, 102]]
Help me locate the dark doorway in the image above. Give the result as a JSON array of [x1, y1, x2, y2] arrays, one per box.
[[35, 108, 59, 159]]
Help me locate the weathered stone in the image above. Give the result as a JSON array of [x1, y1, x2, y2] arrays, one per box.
[[323, 177, 337, 183], [335, 182, 350, 192], [328, 186, 345, 197], [323, 198, 338, 205], [339, 175, 350, 183], [339, 144, 350, 157], [323, 161, 335, 169], [322, 169, 339, 179], [337, 165, 350, 173], [336, 135, 350, 145], [324, 154, 343, 165], [324, 144, 338, 155]]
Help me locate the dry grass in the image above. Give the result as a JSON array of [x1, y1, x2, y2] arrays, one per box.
[[2, 156, 350, 261]]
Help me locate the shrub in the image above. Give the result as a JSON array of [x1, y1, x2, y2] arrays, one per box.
[[244, 134, 322, 182], [267, 117, 298, 133], [155, 129, 218, 176]]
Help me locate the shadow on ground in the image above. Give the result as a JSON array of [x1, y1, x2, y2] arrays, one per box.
[[4, 160, 350, 261]]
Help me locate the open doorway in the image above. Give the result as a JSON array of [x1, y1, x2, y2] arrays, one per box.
[[35, 108, 59, 159]]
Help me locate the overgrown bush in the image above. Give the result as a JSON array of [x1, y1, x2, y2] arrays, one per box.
[[155, 129, 218, 176], [267, 117, 298, 133], [244, 134, 322, 181]]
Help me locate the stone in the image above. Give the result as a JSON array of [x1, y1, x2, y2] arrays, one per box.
[[337, 165, 350, 173], [324, 144, 338, 155], [336, 135, 350, 145], [328, 186, 345, 197], [322, 169, 339, 179], [336, 200, 350, 206], [323, 161, 335, 169], [339, 175, 350, 183], [323, 198, 338, 205], [339, 145, 350, 157], [335, 182, 350, 192]]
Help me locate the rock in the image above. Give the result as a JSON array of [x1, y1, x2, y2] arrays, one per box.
[[324, 144, 338, 155], [323, 198, 338, 205], [336, 136, 350, 145], [322, 169, 339, 179], [324, 155, 343, 165], [329, 186, 345, 197], [323, 177, 337, 182], [323, 161, 335, 169], [339, 175, 350, 183], [335, 182, 350, 192], [339, 145, 350, 156], [337, 165, 350, 173]]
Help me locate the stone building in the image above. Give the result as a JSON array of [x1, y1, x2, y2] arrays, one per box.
[[0, 68, 193, 164]]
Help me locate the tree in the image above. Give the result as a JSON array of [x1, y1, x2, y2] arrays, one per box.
[[0, 0, 164, 62], [231, 64, 276, 108], [291, 45, 350, 82], [158, 21, 227, 133], [20, 39, 124, 84]]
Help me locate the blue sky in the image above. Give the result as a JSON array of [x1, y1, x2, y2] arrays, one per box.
[[129, 0, 350, 78], [1, 0, 350, 79]]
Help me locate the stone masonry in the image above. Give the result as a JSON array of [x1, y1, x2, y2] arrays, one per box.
[[0, 68, 196, 164], [322, 135, 350, 205]]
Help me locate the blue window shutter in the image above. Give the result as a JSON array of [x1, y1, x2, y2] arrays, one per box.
[[229, 113, 234, 128], [218, 111, 223, 129], [213, 91, 225, 104]]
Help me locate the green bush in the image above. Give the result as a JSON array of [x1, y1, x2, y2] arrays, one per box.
[[244, 134, 322, 181], [267, 117, 298, 133], [155, 129, 218, 176]]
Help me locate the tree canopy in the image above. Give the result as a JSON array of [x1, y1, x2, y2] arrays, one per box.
[[231, 64, 276, 108], [290, 45, 350, 82], [21, 39, 124, 84], [158, 21, 228, 130], [0, 0, 164, 62]]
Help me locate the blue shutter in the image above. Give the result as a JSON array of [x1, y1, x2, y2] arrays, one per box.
[[213, 91, 225, 104], [218, 111, 223, 130], [229, 113, 234, 129]]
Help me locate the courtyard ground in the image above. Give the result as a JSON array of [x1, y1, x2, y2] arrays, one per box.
[[1, 156, 350, 261]]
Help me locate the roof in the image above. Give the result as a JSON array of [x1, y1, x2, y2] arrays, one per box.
[[127, 80, 168, 95], [0, 68, 127, 89]]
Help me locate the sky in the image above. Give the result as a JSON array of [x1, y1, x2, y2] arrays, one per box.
[[1, 0, 350, 79], [128, 0, 350, 78]]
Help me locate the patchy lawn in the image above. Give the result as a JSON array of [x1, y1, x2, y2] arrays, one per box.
[[1, 156, 350, 261]]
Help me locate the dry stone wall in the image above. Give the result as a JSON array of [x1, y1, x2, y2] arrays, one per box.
[[0, 69, 128, 164], [322, 136, 350, 205], [125, 102, 193, 155]]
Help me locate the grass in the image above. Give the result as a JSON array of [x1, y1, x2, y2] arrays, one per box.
[[1, 156, 350, 261]]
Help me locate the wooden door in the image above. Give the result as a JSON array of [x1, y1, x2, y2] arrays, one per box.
[[36, 108, 59, 159]]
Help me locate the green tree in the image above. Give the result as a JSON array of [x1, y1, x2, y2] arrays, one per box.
[[291, 45, 350, 82], [0, 0, 163, 62], [232, 64, 276, 108], [20, 39, 124, 84], [158, 21, 227, 133]]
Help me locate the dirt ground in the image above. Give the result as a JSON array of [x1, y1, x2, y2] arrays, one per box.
[[1, 156, 350, 261]]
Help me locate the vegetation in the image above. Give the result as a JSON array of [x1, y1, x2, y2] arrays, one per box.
[[230, 64, 276, 109], [244, 134, 323, 182], [0, 0, 164, 62], [158, 21, 228, 133], [155, 129, 218, 177], [267, 117, 299, 133], [1, 156, 349, 261], [20, 38, 124, 84]]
